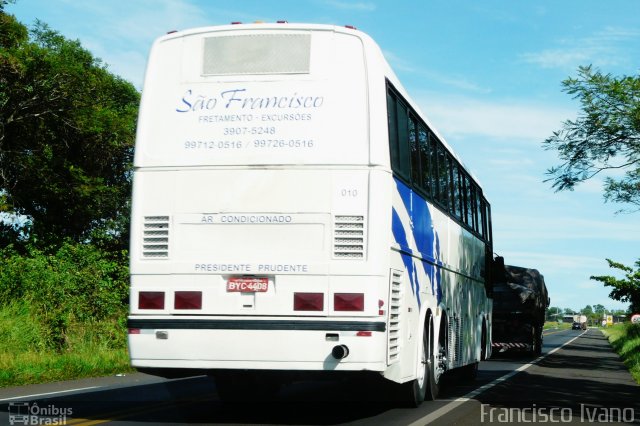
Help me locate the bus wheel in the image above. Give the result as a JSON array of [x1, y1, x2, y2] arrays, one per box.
[[398, 320, 429, 407], [426, 316, 445, 400], [480, 320, 487, 361]]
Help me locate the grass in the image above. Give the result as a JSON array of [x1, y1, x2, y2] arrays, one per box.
[[602, 322, 640, 385], [0, 301, 133, 388], [543, 321, 571, 331]]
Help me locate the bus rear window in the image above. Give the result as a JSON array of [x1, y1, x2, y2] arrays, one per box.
[[202, 34, 311, 76]]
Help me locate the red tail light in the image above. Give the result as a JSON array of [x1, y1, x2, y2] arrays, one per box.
[[294, 292, 324, 311], [334, 293, 364, 311], [174, 291, 202, 309], [138, 291, 165, 309]]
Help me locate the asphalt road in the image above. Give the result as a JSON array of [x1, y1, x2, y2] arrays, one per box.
[[1, 328, 638, 425]]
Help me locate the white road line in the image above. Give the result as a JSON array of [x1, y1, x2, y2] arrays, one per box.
[[409, 330, 587, 425], [0, 386, 101, 402]]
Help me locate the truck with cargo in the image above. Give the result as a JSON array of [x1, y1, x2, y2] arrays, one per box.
[[572, 314, 587, 330], [491, 258, 549, 356]]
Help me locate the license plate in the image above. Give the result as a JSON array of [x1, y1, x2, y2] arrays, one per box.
[[227, 277, 269, 293]]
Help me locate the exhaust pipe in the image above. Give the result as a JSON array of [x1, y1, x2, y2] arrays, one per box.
[[331, 345, 349, 359]]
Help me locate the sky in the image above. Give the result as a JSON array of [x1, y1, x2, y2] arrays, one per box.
[[8, 0, 640, 314]]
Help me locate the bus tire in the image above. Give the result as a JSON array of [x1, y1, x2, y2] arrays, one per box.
[[398, 320, 429, 407], [426, 315, 445, 400], [480, 319, 488, 361]]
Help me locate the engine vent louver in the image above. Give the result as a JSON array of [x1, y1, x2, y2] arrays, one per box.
[[333, 215, 365, 259], [387, 270, 403, 364], [142, 216, 170, 258], [448, 315, 463, 367]]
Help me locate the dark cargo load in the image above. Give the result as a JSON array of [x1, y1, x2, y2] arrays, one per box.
[[491, 258, 550, 356], [494, 265, 549, 319]]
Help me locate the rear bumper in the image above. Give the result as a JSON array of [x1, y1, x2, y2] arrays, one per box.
[[128, 316, 388, 371]]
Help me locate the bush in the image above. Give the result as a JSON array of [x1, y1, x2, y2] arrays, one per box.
[[0, 241, 129, 350], [603, 323, 640, 384]]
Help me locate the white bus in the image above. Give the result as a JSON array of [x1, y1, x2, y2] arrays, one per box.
[[127, 22, 493, 406]]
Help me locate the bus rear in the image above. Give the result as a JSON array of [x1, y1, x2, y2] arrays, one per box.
[[127, 24, 393, 379]]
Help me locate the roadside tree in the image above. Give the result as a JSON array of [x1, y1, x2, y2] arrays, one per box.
[[543, 65, 640, 212], [0, 6, 139, 249], [591, 259, 640, 314]]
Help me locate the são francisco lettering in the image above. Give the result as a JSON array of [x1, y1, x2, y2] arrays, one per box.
[[176, 88, 324, 113]]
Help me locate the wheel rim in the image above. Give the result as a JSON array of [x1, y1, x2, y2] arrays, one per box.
[[417, 330, 427, 388]]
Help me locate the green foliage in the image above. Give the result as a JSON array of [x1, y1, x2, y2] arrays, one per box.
[[0, 301, 49, 353], [591, 259, 640, 314], [581, 304, 594, 315], [544, 65, 640, 212], [603, 323, 640, 384], [0, 333, 131, 387], [546, 306, 563, 321], [0, 7, 134, 387], [0, 10, 139, 248], [0, 242, 129, 350]]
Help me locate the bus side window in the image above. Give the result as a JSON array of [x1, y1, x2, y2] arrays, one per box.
[[418, 124, 431, 196], [450, 162, 461, 220], [387, 88, 411, 181], [387, 90, 400, 174], [472, 184, 480, 233], [428, 133, 438, 199], [436, 142, 449, 208], [409, 114, 421, 188], [395, 99, 411, 181], [486, 202, 493, 243], [461, 173, 471, 226]]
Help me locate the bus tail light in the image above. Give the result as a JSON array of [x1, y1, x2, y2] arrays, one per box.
[[334, 293, 364, 311], [294, 293, 324, 311], [138, 291, 165, 309], [174, 291, 202, 309]]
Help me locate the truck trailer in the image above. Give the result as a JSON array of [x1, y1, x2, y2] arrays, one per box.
[[491, 258, 549, 356]]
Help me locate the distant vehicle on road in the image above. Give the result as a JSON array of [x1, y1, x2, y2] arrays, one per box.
[[573, 314, 587, 330], [491, 259, 549, 356]]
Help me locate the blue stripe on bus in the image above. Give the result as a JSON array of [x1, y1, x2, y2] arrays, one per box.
[[392, 178, 443, 305], [391, 207, 420, 307]]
